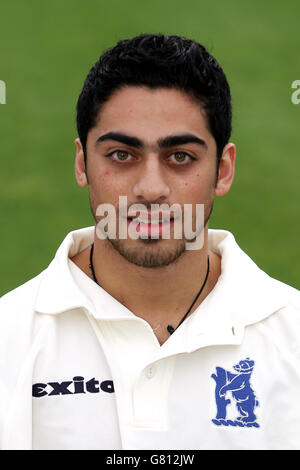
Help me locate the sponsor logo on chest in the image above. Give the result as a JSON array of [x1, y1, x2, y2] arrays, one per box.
[[32, 376, 114, 397]]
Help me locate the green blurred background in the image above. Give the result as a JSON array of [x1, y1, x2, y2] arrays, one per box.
[[0, 0, 299, 296]]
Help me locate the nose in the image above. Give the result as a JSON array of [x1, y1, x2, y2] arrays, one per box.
[[133, 155, 171, 202]]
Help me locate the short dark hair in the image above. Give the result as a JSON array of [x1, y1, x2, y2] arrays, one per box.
[[76, 33, 232, 165]]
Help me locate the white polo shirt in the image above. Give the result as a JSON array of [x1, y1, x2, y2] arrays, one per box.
[[0, 227, 300, 450]]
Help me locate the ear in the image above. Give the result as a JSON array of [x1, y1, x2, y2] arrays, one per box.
[[215, 143, 236, 196], [74, 138, 88, 187]]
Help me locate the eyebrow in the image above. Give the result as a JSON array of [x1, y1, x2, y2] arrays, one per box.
[[95, 131, 207, 150]]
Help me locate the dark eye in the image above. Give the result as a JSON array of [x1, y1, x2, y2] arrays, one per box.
[[109, 150, 133, 162], [169, 152, 193, 165]]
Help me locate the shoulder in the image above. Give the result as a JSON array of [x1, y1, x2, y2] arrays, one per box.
[[248, 276, 300, 359], [0, 272, 44, 311], [266, 274, 300, 311], [254, 270, 300, 330], [0, 272, 46, 338]]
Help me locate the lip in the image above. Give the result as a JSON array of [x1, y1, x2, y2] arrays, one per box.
[[127, 217, 175, 237], [126, 211, 175, 223]]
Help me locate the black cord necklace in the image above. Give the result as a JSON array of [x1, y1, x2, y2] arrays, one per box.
[[89, 243, 210, 336], [166, 255, 210, 335]]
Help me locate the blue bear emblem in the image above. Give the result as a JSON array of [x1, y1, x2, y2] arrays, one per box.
[[211, 358, 259, 427]]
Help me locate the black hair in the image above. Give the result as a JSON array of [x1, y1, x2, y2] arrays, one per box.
[[76, 33, 232, 166]]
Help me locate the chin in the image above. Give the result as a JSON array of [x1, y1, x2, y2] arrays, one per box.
[[107, 237, 187, 268]]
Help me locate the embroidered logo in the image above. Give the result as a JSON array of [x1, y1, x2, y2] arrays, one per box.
[[211, 358, 259, 427]]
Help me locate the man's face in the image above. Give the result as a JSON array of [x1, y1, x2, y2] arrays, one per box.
[[75, 86, 234, 267]]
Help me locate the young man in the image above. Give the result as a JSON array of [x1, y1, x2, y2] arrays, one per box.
[[0, 34, 299, 450]]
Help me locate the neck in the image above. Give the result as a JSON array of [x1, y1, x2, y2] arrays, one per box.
[[71, 226, 221, 344]]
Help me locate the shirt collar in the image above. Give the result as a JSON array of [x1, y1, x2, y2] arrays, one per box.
[[34, 227, 95, 315], [184, 229, 288, 350], [34, 227, 288, 331], [207, 229, 288, 325]]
